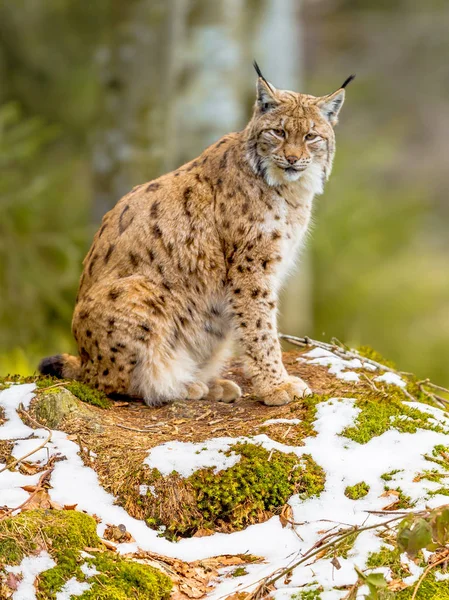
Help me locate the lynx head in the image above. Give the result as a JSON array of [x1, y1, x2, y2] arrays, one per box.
[[246, 62, 354, 190]]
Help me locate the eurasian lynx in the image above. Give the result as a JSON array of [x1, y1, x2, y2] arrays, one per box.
[[40, 64, 353, 407]]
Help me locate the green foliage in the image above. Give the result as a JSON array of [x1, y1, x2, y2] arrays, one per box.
[[354, 566, 389, 600], [0, 510, 171, 600], [311, 133, 449, 387], [345, 481, 370, 500], [0, 102, 89, 376]]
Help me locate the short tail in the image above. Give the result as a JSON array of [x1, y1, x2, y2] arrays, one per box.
[[38, 353, 81, 380]]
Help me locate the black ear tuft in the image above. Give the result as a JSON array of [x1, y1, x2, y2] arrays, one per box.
[[253, 60, 264, 79], [341, 74, 356, 89], [253, 60, 274, 92]]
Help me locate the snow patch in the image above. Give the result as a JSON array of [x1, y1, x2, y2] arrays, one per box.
[[2, 382, 449, 599], [375, 372, 406, 388], [299, 347, 378, 383], [6, 552, 56, 600], [55, 578, 91, 599], [144, 438, 241, 477]]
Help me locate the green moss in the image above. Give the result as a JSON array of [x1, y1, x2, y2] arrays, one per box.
[[424, 445, 449, 470], [231, 567, 248, 577], [63, 380, 110, 409], [138, 443, 325, 539], [0, 374, 110, 408], [383, 486, 415, 509], [356, 346, 396, 369], [396, 578, 449, 599], [428, 487, 449, 497], [381, 469, 403, 481], [344, 481, 370, 500], [342, 389, 443, 444], [416, 469, 446, 483], [0, 510, 171, 600], [189, 444, 324, 533], [291, 587, 323, 600], [366, 546, 410, 579]]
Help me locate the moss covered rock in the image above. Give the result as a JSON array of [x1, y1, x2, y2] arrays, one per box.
[[125, 442, 325, 539], [0, 510, 171, 600]]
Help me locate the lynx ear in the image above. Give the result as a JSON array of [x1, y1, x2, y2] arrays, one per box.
[[316, 75, 355, 126], [253, 61, 279, 112], [316, 89, 345, 126]]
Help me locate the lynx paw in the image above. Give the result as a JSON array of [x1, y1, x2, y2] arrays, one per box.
[[185, 381, 209, 400], [261, 376, 312, 407], [208, 379, 242, 403]]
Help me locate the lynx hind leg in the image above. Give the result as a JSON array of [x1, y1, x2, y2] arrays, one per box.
[[131, 345, 202, 406], [197, 335, 242, 402]]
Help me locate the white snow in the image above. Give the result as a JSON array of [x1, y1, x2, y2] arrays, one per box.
[[80, 562, 100, 577], [2, 381, 449, 598], [298, 347, 378, 383], [144, 438, 241, 477], [6, 552, 56, 600], [375, 372, 406, 388], [55, 578, 91, 599]]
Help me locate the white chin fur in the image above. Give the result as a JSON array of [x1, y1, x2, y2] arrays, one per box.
[[265, 161, 324, 195]]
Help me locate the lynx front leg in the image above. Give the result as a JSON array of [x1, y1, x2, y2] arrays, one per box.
[[229, 276, 311, 406]]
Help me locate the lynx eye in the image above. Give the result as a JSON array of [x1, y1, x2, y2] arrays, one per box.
[[305, 133, 318, 141], [271, 129, 285, 138]]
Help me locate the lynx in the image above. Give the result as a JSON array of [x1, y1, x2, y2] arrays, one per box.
[[40, 64, 354, 407]]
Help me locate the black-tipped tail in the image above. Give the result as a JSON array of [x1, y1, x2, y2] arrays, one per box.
[[38, 353, 81, 380]]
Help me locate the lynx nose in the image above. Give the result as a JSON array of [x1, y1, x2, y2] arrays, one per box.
[[285, 155, 299, 165]]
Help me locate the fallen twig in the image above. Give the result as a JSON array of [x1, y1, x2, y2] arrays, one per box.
[[0, 409, 52, 474], [247, 512, 421, 600], [0, 467, 53, 522], [411, 554, 449, 600], [280, 334, 399, 374], [115, 423, 151, 433]]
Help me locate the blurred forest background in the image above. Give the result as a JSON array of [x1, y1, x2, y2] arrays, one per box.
[[0, 0, 448, 385]]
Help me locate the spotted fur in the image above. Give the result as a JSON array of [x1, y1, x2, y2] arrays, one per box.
[[39, 68, 350, 407]]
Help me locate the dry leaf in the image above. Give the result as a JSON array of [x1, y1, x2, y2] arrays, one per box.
[[6, 572, 21, 591], [21, 485, 37, 493], [279, 504, 293, 528], [23, 489, 51, 511], [380, 489, 400, 498], [331, 557, 342, 570], [387, 579, 408, 592], [193, 528, 215, 538], [178, 581, 205, 598], [100, 538, 117, 551], [63, 503, 78, 511]]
